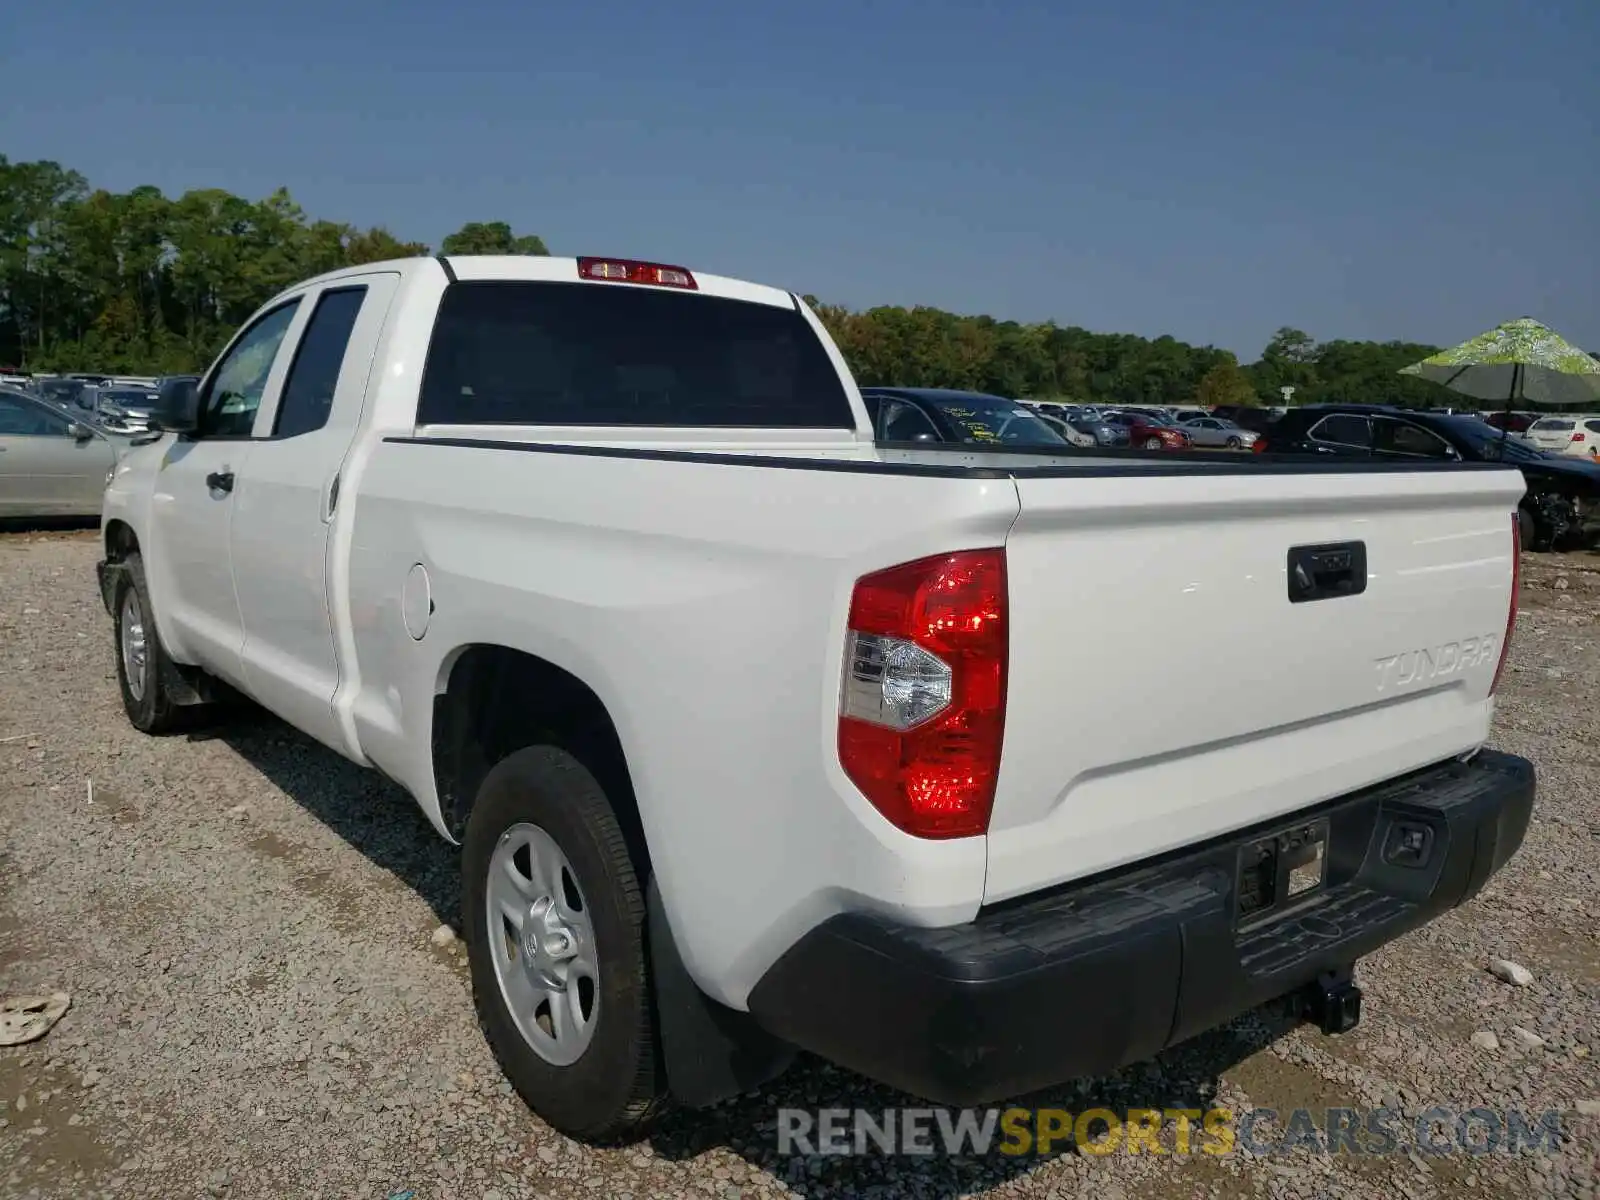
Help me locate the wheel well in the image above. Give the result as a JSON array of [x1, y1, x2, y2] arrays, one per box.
[[104, 520, 139, 562], [432, 646, 646, 868]]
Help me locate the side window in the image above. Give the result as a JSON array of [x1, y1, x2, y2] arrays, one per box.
[[200, 302, 301, 438], [1586, 420, 1600, 436], [0, 396, 68, 436], [1374, 419, 1455, 459], [272, 288, 368, 438], [1308, 414, 1372, 450], [878, 399, 941, 441]]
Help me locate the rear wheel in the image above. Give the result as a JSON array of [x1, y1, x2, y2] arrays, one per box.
[[463, 745, 664, 1142], [1143, 436, 1164, 451], [1517, 504, 1537, 552]]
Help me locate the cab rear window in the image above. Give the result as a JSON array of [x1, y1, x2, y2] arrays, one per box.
[[418, 281, 855, 429]]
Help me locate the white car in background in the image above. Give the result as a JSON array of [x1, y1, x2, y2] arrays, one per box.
[[1526, 416, 1600, 459]]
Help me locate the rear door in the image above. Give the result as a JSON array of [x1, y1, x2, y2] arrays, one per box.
[[984, 462, 1524, 903], [230, 273, 399, 753]]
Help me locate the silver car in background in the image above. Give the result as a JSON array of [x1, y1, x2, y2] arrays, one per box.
[[1179, 415, 1258, 450], [0, 387, 121, 518], [1066, 414, 1131, 447]]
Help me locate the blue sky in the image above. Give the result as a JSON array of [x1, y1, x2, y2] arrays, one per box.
[[3, 0, 1596, 358]]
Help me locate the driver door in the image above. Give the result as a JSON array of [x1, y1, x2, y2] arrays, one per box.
[[145, 299, 303, 688]]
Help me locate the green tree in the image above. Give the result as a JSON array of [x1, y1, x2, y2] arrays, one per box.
[[0, 153, 1465, 404], [1194, 355, 1259, 408], [439, 221, 548, 256]]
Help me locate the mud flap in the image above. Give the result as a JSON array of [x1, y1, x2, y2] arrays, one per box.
[[645, 879, 794, 1108]]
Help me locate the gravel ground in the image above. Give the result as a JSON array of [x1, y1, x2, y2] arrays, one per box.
[[1, 529, 1598, 1200]]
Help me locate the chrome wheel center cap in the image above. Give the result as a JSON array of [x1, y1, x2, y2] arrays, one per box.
[[520, 894, 575, 981]]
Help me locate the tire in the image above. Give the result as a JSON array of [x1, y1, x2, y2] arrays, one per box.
[[463, 745, 664, 1142], [1225, 435, 1242, 449], [1143, 436, 1164, 451], [1517, 505, 1536, 552], [112, 553, 190, 734]]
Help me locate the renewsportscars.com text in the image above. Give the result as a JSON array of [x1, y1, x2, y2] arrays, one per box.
[[775, 1105, 1567, 1158]]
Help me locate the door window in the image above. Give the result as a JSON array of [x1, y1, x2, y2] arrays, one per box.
[[878, 399, 941, 441], [0, 396, 70, 436], [201, 302, 301, 437], [272, 288, 368, 438], [1308, 414, 1373, 450], [1373, 418, 1456, 459]]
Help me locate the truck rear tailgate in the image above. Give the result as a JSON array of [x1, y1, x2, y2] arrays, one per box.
[[986, 464, 1523, 904]]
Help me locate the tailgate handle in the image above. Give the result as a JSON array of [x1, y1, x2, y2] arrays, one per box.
[[1287, 542, 1366, 603]]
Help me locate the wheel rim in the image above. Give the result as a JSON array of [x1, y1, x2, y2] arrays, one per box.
[[486, 822, 599, 1066], [1144, 437, 1162, 450], [1226, 436, 1241, 449], [119, 590, 147, 702]]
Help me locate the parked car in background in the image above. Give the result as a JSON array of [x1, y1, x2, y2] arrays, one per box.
[[1066, 413, 1130, 448], [1254, 404, 1600, 550], [1035, 412, 1098, 447], [35, 377, 92, 413], [1103, 409, 1192, 451], [1481, 411, 1538, 433], [95, 387, 163, 434], [1525, 416, 1600, 459], [1170, 408, 1209, 424], [860, 387, 1073, 447], [1208, 405, 1280, 434], [0, 387, 119, 517], [1180, 415, 1257, 450]]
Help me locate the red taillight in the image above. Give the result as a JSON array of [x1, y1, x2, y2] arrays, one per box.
[[837, 550, 1007, 839], [1252, 436, 1269, 454], [1489, 513, 1520, 696], [576, 257, 697, 290], [1572, 432, 1586, 443]]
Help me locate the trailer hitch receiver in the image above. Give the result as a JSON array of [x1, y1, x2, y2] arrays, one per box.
[[1299, 966, 1362, 1035]]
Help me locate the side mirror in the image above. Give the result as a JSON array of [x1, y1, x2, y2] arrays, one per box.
[[154, 378, 201, 434], [68, 421, 93, 441]]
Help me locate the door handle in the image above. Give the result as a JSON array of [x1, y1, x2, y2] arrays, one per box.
[[206, 470, 235, 494]]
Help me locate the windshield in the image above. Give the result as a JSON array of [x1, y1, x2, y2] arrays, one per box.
[[920, 393, 1068, 445], [1531, 419, 1574, 431]]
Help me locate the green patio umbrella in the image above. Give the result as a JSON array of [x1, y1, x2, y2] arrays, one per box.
[[1399, 316, 1600, 410]]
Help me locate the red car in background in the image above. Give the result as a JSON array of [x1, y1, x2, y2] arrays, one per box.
[[1104, 409, 1192, 451], [1482, 411, 1538, 433]]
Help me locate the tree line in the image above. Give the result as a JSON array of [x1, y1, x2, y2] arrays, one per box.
[[1, 155, 1452, 408]]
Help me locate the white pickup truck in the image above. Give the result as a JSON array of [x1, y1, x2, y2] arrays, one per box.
[[99, 254, 1536, 1141]]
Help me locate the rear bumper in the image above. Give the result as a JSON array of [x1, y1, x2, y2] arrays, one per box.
[[746, 749, 1535, 1106]]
